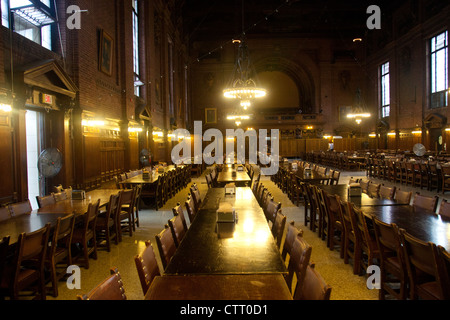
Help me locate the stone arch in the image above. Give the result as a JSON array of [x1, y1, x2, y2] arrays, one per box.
[[253, 56, 317, 114]]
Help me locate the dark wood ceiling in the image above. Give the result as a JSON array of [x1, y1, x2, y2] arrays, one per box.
[[181, 0, 404, 42]]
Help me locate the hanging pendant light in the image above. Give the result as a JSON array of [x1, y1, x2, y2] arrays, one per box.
[[223, 0, 267, 108], [346, 88, 371, 124]]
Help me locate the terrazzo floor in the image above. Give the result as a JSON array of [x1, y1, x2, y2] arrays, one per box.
[[46, 165, 449, 301]]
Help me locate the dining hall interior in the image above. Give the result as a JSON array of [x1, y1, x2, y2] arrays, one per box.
[[0, 0, 449, 306]]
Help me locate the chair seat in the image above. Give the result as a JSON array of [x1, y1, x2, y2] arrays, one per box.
[[0, 264, 38, 290], [418, 281, 444, 300], [96, 217, 114, 229], [72, 229, 94, 242], [47, 246, 69, 261], [385, 256, 403, 271]]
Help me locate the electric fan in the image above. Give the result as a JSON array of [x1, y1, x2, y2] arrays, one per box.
[[37, 148, 63, 178]]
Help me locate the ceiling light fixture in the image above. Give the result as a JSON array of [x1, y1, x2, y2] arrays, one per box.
[[223, 0, 267, 107], [346, 88, 371, 125]]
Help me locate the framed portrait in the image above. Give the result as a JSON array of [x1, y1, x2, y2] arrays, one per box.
[[339, 106, 352, 122], [205, 108, 217, 124], [99, 30, 114, 76]]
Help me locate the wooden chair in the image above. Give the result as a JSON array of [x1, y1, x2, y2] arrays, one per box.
[[185, 195, 196, 224], [412, 192, 438, 213], [294, 264, 332, 300], [400, 229, 447, 300], [265, 197, 281, 224], [367, 182, 381, 198], [134, 241, 160, 296], [256, 183, 265, 205], [359, 179, 370, 194], [438, 199, 450, 220], [53, 184, 64, 193], [168, 214, 187, 248], [309, 185, 322, 234], [96, 193, 120, 252], [379, 184, 396, 200], [271, 209, 286, 249], [419, 163, 430, 190], [117, 189, 135, 240], [155, 224, 177, 271], [286, 235, 312, 294], [141, 176, 160, 210], [71, 199, 100, 269], [330, 170, 340, 185], [350, 204, 379, 275], [8, 200, 32, 217], [53, 192, 67, 202], [45, 214, 75, 297], [0, 236, 11, 292], [190, 183, 202, 212], [36, 194, 56, 208], [64, 186, 73, 199], [394, 189, 412, 205], [323, 193, 344, 257], [205, 173, 213, 189], [131, 184, 142, 229], [437, 245, 450, 299], [428, 162, 440, 192], [372, 216, 408, 300], [77, 268, 126, 300], [281, 221, 303, 264], [251, 173, 260, 195], [340, 200, 361, 275], [0, 206, 11, 221], [441, 165, 450, 194], [299, 183, 311, 227], [0, 224, 50, 300], [405, 162, 414, 186], [172, 202, 188, 232]]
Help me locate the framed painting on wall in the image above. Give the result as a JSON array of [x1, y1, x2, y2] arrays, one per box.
[[205, 108, 217, 124], [99, 30, 114, 76]]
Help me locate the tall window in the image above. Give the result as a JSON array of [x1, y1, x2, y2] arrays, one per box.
[[132, 0, 141, 97], [1, 0, 55, 50], [430, 30, 448, 109], [380, 61, 390, 118]]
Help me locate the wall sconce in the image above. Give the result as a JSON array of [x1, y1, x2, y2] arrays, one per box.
[[411, 130, 422, 134], [82, 119, 105, 126], [387, 132, 396, 137], [128, 127, 143, 133], [0, 103, 12, 112], [369, 133, 377, 138]]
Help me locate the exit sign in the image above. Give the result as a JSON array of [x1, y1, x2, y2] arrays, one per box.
[[41, 93, 53, 105]]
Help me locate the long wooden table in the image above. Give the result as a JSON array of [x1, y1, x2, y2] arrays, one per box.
[[294, 168, 331, 183], [216, 166, 251, 187], [314, 183, 450, 249], [145, 274, 292, 300], [317, 184, 399, 207], [0, 189, 121, 245], [361, 205, 450, 250], [164, 187, 287, 275], [120, 165, 181, 186]]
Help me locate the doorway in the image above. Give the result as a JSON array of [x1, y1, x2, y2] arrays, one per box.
[[429, 128, 443, 153], [25, 110, 43, 209]]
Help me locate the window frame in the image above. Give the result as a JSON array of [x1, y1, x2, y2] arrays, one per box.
[[380, 61, 390, 118], [429, 30, 448, 109], [132, 0, 141, 97], [2, 0, 55, 50]]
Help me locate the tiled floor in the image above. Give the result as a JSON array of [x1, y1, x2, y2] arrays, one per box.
[[47, 166, 449, 300]]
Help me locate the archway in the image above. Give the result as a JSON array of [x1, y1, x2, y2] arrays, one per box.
[[253, 57, 317, 114]]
